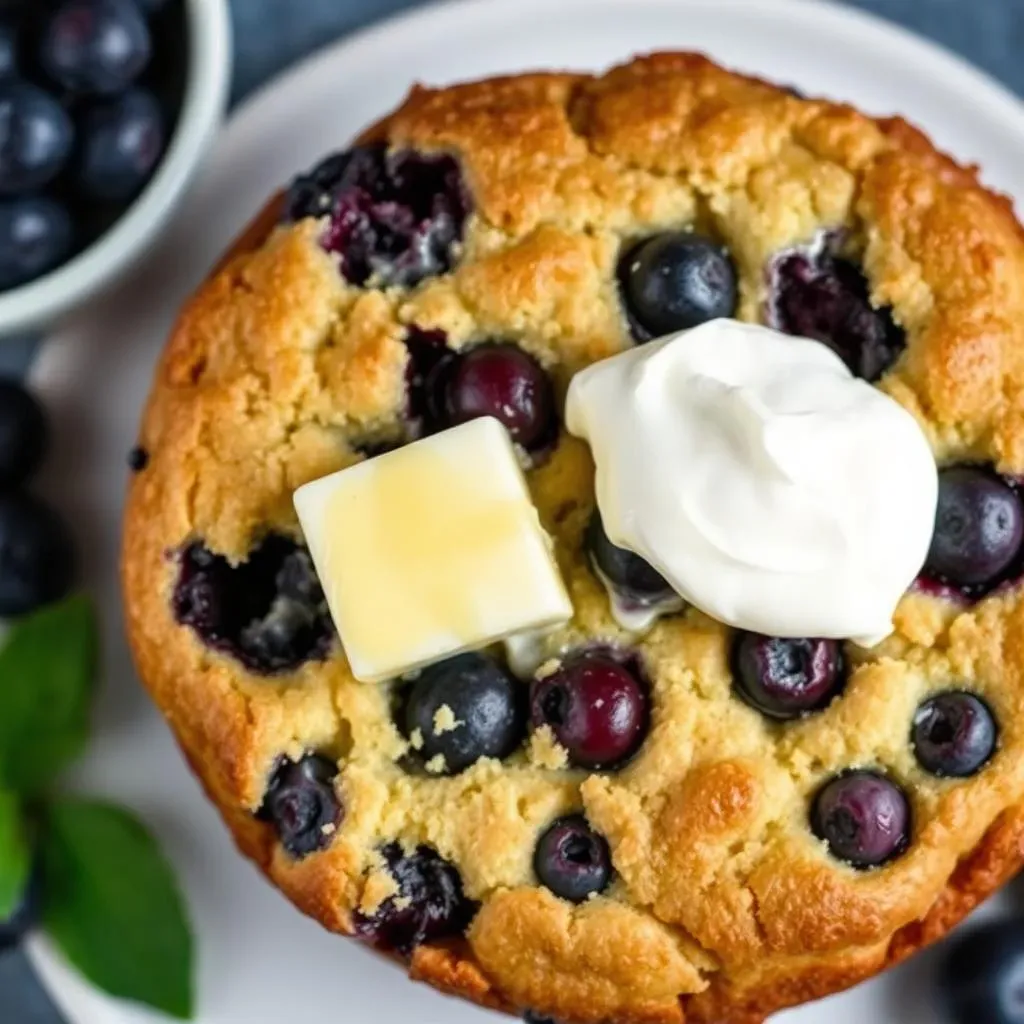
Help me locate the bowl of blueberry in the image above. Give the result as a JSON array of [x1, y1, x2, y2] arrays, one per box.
[[0, 0, 230, 336]]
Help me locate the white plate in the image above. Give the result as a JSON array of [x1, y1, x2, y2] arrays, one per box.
[[23, 0, 1024, 1021]]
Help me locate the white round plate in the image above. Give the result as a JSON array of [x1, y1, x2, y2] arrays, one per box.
[[23, 1, 1024, 1021]]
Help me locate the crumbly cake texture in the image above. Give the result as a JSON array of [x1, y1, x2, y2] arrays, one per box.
[[122, 53, 1024, 1024]]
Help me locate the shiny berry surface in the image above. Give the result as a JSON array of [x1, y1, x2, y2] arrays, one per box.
[[811, 770, 910, 869], [258, 755, 341, 859], [0, 80, 73, 195], [732, 633, 844, 720], [403, 652, 525, 775], [534, 814, 612, 903], [586, 511, 673, 604], [530, 651, 649, 770], [912, 692, 996, 778], [0, 196, 72, 290]]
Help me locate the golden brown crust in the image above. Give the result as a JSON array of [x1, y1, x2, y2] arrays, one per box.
[[122, 52, 1024, 1023]]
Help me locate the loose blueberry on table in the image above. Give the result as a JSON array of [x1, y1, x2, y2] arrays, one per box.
[[922, 465, 1024, 596], [530, 650, 649, 770], [0, 377, 47, 489], [401, 651, 526, 775], [534, 814, 612, 903], [769, 243, 905, 381], [732, 632, 845, 720], [355, 842, 476, 956], [912, 691, 996, 778], [811, 770, 910, 869], [258, 754, 341, 859], [618, 230, 739, 342], [942, 921, 1024, 1024], [285, 143, 471, 288]]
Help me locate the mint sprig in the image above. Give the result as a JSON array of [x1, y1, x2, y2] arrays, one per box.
[[0, 595, 195, 1019]]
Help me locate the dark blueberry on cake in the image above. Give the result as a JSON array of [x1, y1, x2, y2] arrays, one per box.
[[127, 445, 149, 472], [404, 326, 456, 437], [172, 535, 334, 674], [586, 511, 674, 604], [619, 231, 738, 341], [530, 651, 649, 770], [534, 814, 612, 903], [356, 843, 476, 956], [523, 1015, 557, 1024], [0, 491, 76, 616], [941, 920, 1024, 1024], [811, 770, 910, 869], [284, 143, 470, 288], [444, 342, 557, 451], [0, 859, 40, 951], [732, 633, 844, 720], [258, 754, 341, 858], [923, 466, 1024, 594], [0, 379, 48, 488], [912, 692, 996, 778], [402, 652, 526, 775], [769, 246, 905, 381]]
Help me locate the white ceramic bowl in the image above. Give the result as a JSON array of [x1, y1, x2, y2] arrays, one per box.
[[0, 0, 232, 338]]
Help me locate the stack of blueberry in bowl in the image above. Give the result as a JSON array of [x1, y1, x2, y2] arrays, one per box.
[[0, 0, 182, 291]]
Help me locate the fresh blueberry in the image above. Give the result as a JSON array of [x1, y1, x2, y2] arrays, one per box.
[[0, 491, 76, 616], [257, 755, 341, 858], [0, 20, 20, 80], [912, 692, 996, 778], [941, 920, 1024, 1024], [619, 231, 738, 341], [0, 197, 73, 291], [530, 651, 649, 770], [355, 843, 477, 955], [0, 81, 73, 195], [172, 535, 334, 674], [534, 815, 612, 903], [74, 87, 164, 202], [810, 770, 910, 869], [0, 379, 48, 489], [0, 861, 40, 951], [444, 343, 557, 451], [132, 0, 171, 13], [732, 632, 845, 720], [285, 144, 470, 288], [39, 0, 151, 97], [402, 652, 525, 775], [586, 511, 674, 604], [924, 466, 1024, 593], [770, 248, 905, 381]]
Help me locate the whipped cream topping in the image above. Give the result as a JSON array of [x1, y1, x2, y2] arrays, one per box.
[[566, 320, 938, 646]]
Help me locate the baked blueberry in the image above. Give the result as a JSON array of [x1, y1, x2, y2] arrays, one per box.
[[172, 535, 334, 674], [74, 87, 164, 202], [586, 511, 674, 604], [126, 445, 148, 472], [257, 755, 341, 858], [0, 491, 76, 616], [924, 466, 1024, 593], [523, 1015, 556, 1024], [0, 196, 73, 291], [912, 692, 996, 778], [811, 770, 910, 868], [0, 859, 40, 951], [770, 248, 905, 381], [732, 633, 844, 720], [404, 326, 455, 437], [0, 379, 48, 488], [355, 843, 476, 955], [285, 144, 470, 288], [39, 0, 151, 97], [402, 652, 525, 775], [530, 651, 649, 770], [534, 814, 612, 903], [941, 920, 1024, 1024], [0, 81, 73, 195], [619, 231, 738, 341]]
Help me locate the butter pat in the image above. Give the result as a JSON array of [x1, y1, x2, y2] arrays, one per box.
[[294, 418, 572, 682]]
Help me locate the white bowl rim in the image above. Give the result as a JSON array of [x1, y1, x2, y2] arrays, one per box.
[[0, 0, 233, 338]]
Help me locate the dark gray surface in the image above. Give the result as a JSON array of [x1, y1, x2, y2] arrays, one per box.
[[3, 0, 1024, 1020]]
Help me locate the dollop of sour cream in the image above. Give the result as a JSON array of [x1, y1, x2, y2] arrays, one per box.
[[566, 320, 938, 646]]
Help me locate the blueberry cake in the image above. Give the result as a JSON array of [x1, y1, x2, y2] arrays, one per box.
[[122, 54, 1024, 1023]]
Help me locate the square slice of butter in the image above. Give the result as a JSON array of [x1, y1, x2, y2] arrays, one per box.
[[293, 417, 573, 683]]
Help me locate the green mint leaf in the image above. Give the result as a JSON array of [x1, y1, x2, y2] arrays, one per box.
[[0, 594, 98, 794], [0, 790, 29, 919], [41, 798, 194, 1020]]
